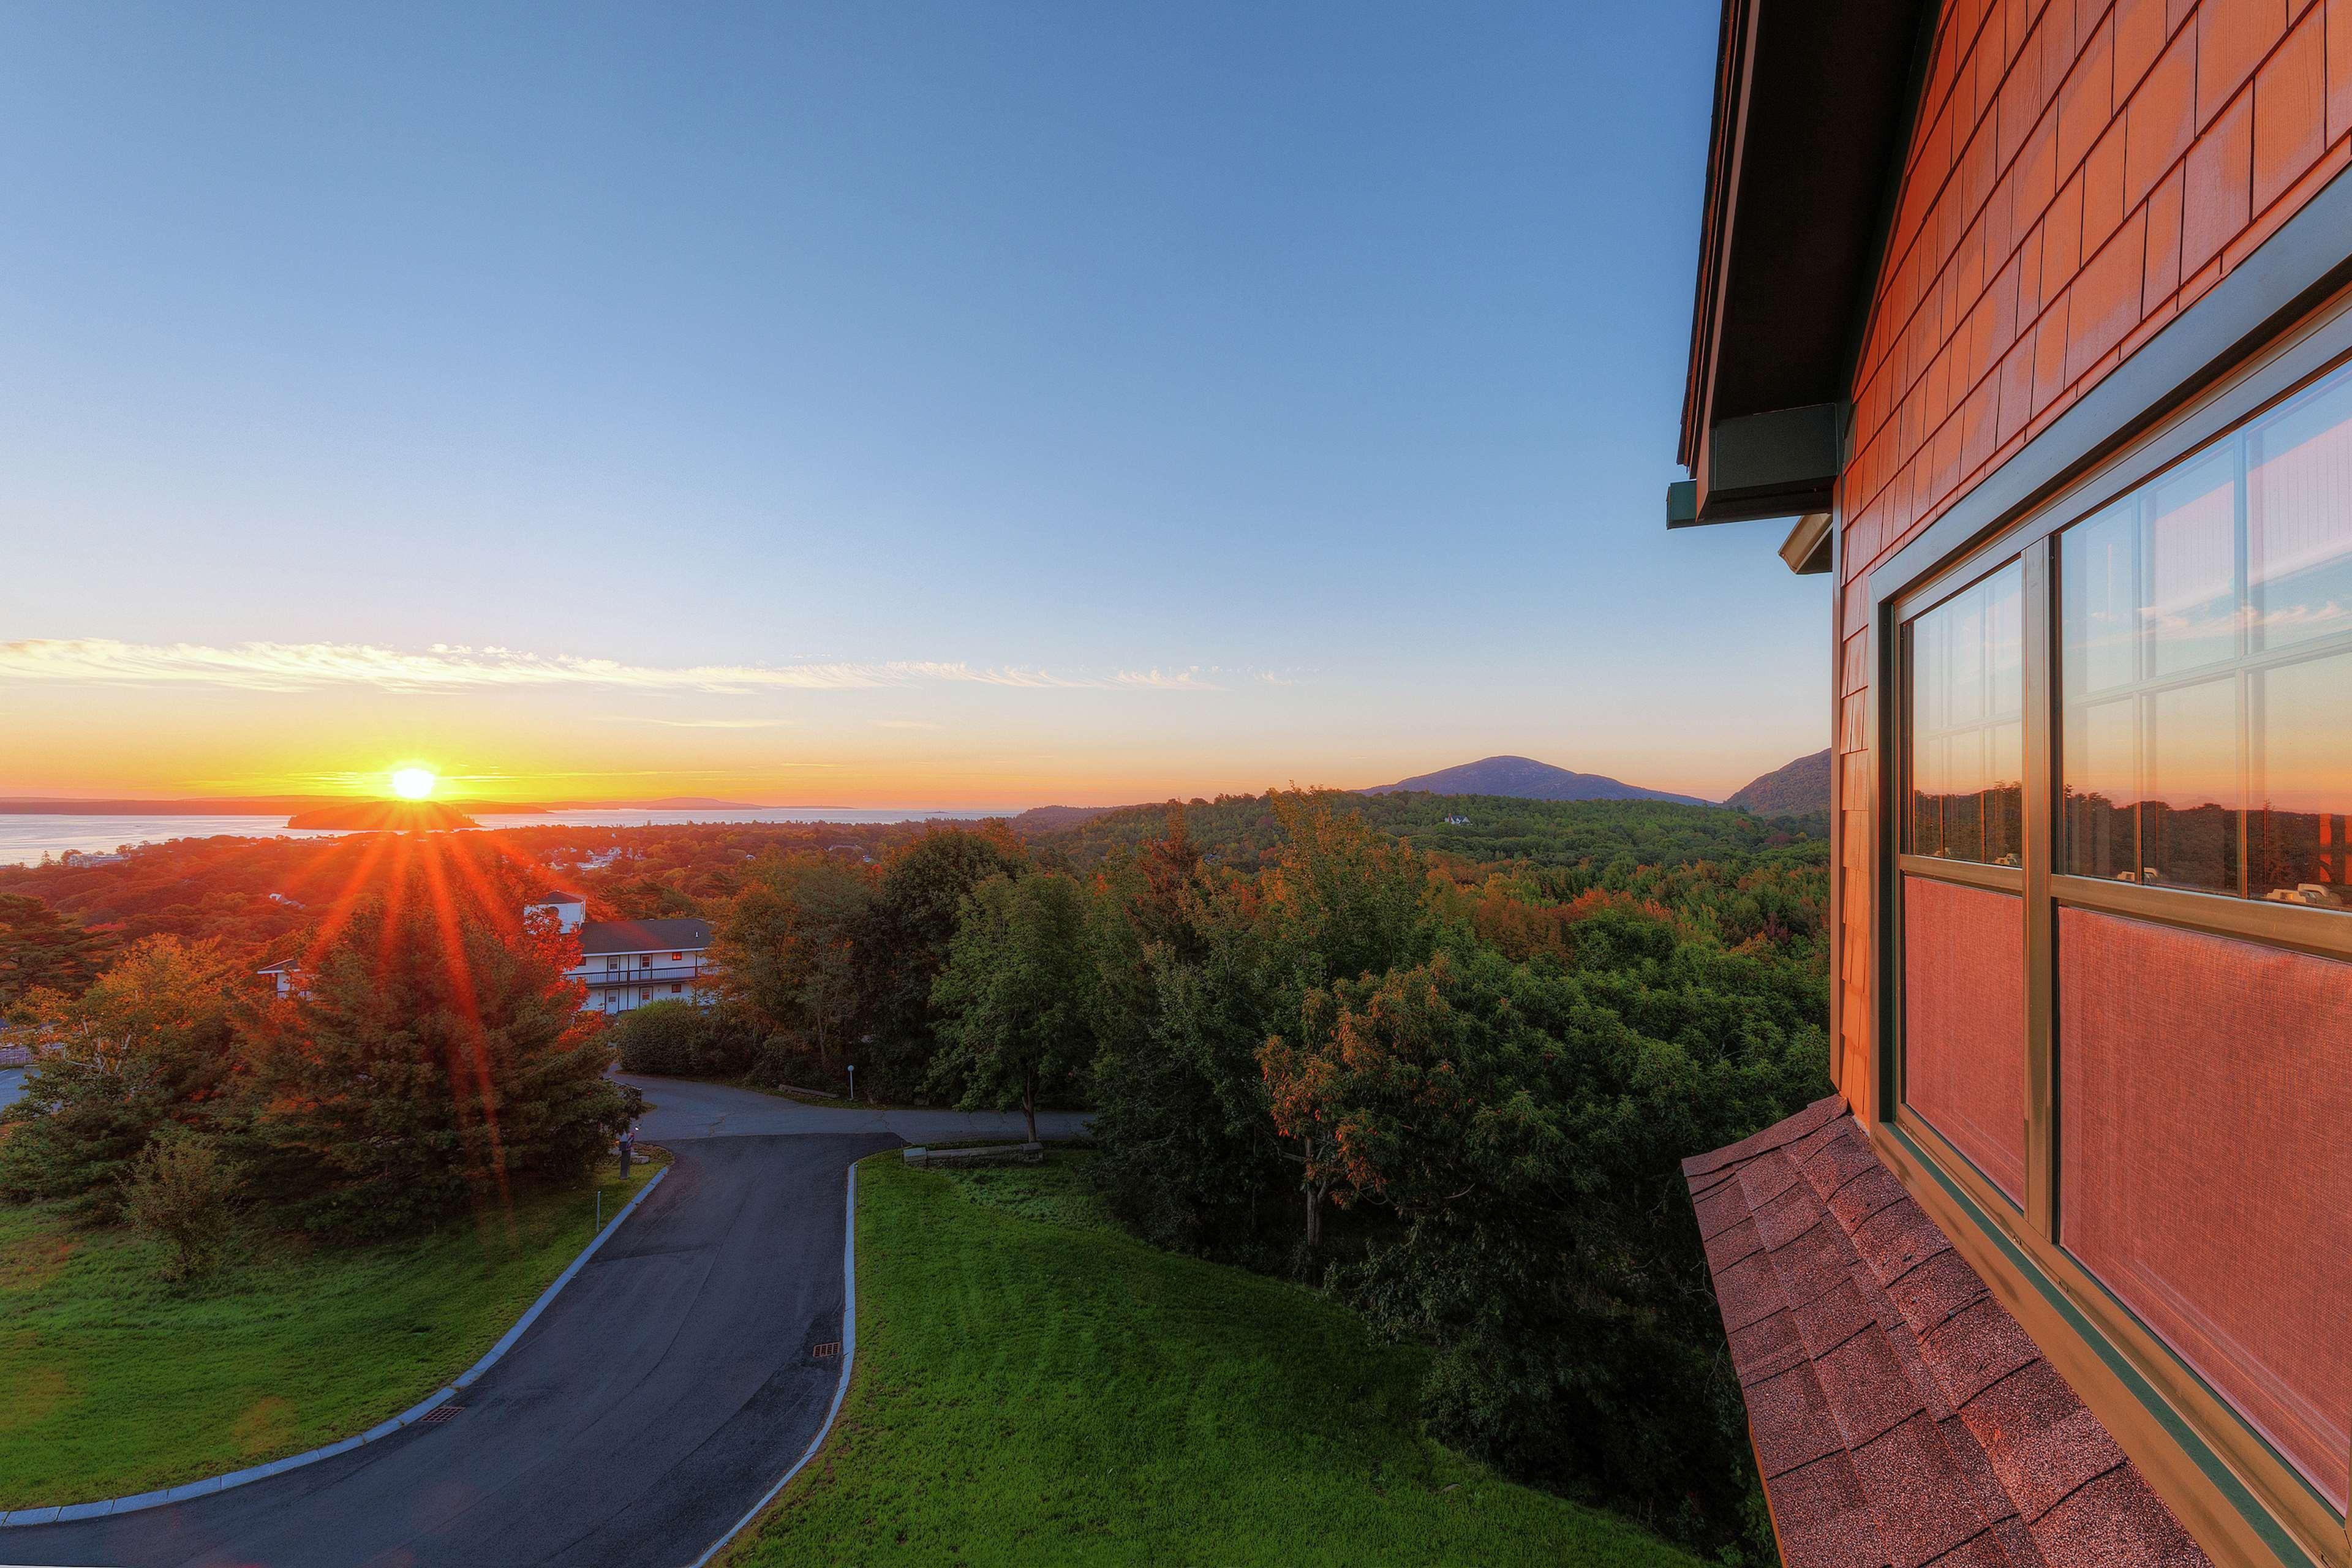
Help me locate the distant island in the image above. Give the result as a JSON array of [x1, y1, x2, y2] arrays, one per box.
[[1363, 755, 1712, 806], [285, 801, 482, 831]]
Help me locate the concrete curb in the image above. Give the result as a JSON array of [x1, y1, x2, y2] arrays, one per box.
[[0, 1165, 670, 1528], [685, 1159, 861, 1568]]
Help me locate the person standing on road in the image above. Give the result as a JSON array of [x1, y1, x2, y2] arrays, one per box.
[[616, 1124, 635, 1175]]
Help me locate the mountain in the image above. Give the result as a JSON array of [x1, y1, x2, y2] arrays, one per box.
[[1722, 748, 1833, 817], [1362, 756, 1710, 807]]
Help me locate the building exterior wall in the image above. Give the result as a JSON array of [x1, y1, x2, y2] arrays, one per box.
[[1834, 0, 2352, 1107]]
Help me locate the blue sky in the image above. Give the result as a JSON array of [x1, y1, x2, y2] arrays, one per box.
[[0, 2, 1829, 806]]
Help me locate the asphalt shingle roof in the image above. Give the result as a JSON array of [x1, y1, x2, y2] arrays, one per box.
[[576, 918, 711, 957], [1685, 1097, 2210, 1568]]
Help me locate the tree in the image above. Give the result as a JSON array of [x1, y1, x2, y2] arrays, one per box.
[[0, 935, 247, 1215], [856, 827, 1028, 1090], [0, 892, 111, 1008], [241, 892, 628, 1237], [927, 872, 1094, 1142], [711, 854, 874, 1068], [123, 1125, 238, 1280]]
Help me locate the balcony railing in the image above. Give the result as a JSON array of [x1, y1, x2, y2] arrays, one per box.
[[579, 964, 710, 986]]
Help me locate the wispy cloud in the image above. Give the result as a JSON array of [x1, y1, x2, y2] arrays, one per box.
[[872, 718, 941, 730], [596, 715, 797, 729], [0, 639, 1229, 695]]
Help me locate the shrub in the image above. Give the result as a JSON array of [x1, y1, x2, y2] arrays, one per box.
[[610, 1000, 709, 1075], [123, 1126, 238, 1280]]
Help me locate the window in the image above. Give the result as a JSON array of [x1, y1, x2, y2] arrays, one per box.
[[1892, 341, 2352, 1543], [670, 951, 682, 960], [1909, 561, 2024, 865], [2062, 361, 2352, 904], [670, 982, 682, 993]]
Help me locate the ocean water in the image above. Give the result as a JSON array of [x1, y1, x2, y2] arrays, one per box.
[[0, 808, 1011, 868]]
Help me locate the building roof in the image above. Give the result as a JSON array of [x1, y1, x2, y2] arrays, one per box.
[[256, 957, 299, 974], [532, 889, 587, 905], [1685, 1098, 2211, 1568], [576, 917, 711, 957], [1672, 0, 1934, 548]]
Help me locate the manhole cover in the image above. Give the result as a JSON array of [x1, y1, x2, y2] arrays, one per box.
[[810, 1342, 842, 1359], [421, 1404, 464, 1424]]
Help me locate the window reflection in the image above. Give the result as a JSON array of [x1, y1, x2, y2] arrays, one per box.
[[1910, 562, 2024, 866], [2062, 359, 2352, 905]]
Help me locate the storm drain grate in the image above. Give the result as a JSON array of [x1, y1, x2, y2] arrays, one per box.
[[810, 1342, 842, 1359], [420, 1404, 464, 1424]]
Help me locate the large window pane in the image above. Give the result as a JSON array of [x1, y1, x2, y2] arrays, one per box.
[[2251, 649, 2352, 906], [2064, 697, 2137, 879], [2143, 677, 2241, 893], [2144, 448, 2241, 678], [1909, 562, 2023, 865], [2249, 370, 2352, 655], [2062, 355, 2352, 902]]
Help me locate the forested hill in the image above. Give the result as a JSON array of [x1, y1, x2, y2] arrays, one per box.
[[1363, 755, 1709, 805], [1017, 790, 1823, 873], [1722, 748, 1833, 817]]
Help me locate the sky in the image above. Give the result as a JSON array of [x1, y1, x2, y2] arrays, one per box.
[[0, 1, 1829, 810]]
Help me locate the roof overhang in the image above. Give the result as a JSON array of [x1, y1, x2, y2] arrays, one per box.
[[1670, 0, 1936, 560]]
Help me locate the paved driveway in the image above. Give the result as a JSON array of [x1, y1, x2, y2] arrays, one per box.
[[0, 1066, 22, 1110], [620, 1072, 1091, 1145], [7, 1077, 1085, 1567]]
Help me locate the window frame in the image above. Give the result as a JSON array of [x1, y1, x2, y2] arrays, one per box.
[[1875, 290, 2352, 1568]]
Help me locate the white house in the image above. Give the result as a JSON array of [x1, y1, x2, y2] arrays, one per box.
[[256, 892, 718, 1016], [523, 892, 715, 1016], [256, 956, 302, 998]]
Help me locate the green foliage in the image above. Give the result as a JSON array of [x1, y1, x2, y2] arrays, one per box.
[[241, 897, 628, 1238], [710, 853, 875, 1068], [1021, 790, 1824, 876], [0, 935, 247, 1217], [608, 998, 748, 1076], [0, 891, 111, 1008], [720, 1152, 1702, 1568], [1075, 793, 1825, 1561], [0, 1156, 655, 1509], [856, 826, 1029, 1091], [121, 1125, 238, 1281], [927, 872, 1096, 1141]]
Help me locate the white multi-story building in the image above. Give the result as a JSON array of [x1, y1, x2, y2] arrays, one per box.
[[257, 892, 717, 1015], [523, 892, 716, 1016]]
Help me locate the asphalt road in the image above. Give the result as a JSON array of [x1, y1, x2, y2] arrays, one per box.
[[617, 1071, 1091, 1145], [0, 1065, 22, 1110], [9, 1076, 1079, 1567]]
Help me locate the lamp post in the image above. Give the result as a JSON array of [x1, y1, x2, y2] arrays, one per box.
[[847, 1064, 856, 1104]]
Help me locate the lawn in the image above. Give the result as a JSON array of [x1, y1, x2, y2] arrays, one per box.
[[720, 1152, 1701, 1568], [0, 1153, 661, 1509]]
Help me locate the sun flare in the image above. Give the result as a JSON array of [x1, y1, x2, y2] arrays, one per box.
[[389, 766, 438, 801]]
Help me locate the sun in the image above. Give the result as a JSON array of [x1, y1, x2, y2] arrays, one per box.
[[389, 766, 438, 801]]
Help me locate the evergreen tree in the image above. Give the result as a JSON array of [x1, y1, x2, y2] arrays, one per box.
[[0, 891, 112, 1008], [242, 894, 627, 1237], [0, 935, 245, 1215]]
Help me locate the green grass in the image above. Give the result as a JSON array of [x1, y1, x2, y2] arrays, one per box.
[[721, 1152, 1702, 1568], [0, 1153, 663, 1509]]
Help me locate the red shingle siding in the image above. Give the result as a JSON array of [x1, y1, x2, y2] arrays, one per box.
[[1834, 0, 2352, 1121]]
